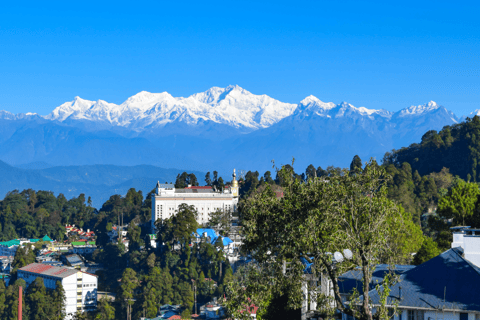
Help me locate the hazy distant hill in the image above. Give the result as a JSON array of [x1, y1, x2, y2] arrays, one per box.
[[0, 160, 205, 208]]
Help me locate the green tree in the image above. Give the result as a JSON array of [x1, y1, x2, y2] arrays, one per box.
[[50, 281, 66, 320], [228, 160, 411, 320], [438, 180, 480, 225], [181, 308, 192, 319], [413, 237, 441, 265], [119, 268, 139, 320], [264, 171, 274, 185], [25, 277, 49, 320], [156, 204, 198, 250], [95, 297, 116, 320], [205, 172, 212, 186], [127, 223, 143, 252], [350, 155, 363, 174]]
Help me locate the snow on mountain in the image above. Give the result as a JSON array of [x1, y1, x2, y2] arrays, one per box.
[[294, 96, 392, 121], [44, 96, 96, 121], [396, 101, 442, 117], [393, 101, 458, 124], [461, 109, 480, 122], [0, 110, 16, 120], [44, 85, 297, 131]]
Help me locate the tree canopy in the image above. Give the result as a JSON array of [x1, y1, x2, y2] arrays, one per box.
[[226, 160, 423, 320]]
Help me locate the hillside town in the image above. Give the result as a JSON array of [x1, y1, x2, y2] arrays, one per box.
[[1, 157, 480, 320]]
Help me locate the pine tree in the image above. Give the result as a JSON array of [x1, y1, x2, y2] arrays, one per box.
[[95, 297, 116, 320], [26, 277, 49, 320], [51, 281, 66, 320]]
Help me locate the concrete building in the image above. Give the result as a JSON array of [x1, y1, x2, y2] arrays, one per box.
[[151, 169, 239, 230], [18, 263, 97, 317]]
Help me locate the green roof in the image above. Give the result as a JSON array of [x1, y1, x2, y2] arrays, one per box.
[[71, 241, 96, 246], [0, 239, 21, 247], [0, 235, 53, 248]]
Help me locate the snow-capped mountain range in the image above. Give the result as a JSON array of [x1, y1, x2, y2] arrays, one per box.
[[40, 85, 297, 132], [0, 85, 473, 176], [1, 85, 464, 132]]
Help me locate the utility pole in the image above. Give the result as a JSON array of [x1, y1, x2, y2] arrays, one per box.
[[18, 285, 22, 320]]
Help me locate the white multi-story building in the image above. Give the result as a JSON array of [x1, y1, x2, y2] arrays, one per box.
[[151, 169, 239, 230], [18, 263, 97, 318]]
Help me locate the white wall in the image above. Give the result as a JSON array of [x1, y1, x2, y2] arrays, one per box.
[[18, 270, 97, 319], [151, 191, 238, 230]]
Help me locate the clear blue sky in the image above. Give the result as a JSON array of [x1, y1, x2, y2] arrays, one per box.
[[0, 0, 479, 117]]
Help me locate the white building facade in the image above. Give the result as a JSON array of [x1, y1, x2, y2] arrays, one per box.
[[18, 263, 97, 318], [151, 170, 239, 230]]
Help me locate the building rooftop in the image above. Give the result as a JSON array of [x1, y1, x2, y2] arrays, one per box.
[[20, 262, 96, 279], [368, 248, 480, 311], [338, 264, 415, 295], [0, 235, 53, 248]]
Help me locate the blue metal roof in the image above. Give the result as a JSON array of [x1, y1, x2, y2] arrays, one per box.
[[368, 248, 480, 311], [338, 264, 415, 295], [195, 228, 233, 247]]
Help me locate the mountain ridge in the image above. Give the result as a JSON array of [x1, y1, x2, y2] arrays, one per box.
[[1, 85, 465, 133], [0, 85, 468, 177]]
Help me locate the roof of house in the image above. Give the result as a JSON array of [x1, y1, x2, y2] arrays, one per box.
[[0, 235, 53, 248], [20, 263, 79, 278], [0, 239, 21, 247], [195, 228, 233, 246], [338, 264, 415, 295], [71, 241, 96, 246], [368, 248, 480, 311], [161, 311, 179, 319], [184, 186, 213, 190], [64, 254, 83, 265], [175, 188, 214, 194]]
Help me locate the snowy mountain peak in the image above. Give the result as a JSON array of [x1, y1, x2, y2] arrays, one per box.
[[298, 95, 336, 112], [43, 86, 297, 131], [45, 96, 95, 121], [398, 101, 442, 117]]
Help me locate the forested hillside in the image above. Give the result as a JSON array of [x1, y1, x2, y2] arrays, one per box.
[[383, 115, 480, 182]]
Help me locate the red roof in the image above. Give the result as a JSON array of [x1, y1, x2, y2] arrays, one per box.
[[184, 186, 212, 189], [167, 316, 181, 320], [21, 264, 53, 274]]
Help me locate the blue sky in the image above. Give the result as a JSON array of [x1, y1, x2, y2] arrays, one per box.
[[0, 0, 479, 117]]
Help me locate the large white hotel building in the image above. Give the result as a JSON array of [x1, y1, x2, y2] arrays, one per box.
[[151, 169, 239, 230]]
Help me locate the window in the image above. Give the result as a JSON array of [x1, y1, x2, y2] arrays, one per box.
[[408, 310, 415, 320], [460, 314, 468, 320]]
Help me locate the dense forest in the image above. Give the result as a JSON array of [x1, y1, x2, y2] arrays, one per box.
[[383, 115, 480, 182], [4, 117, 480, 318]]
